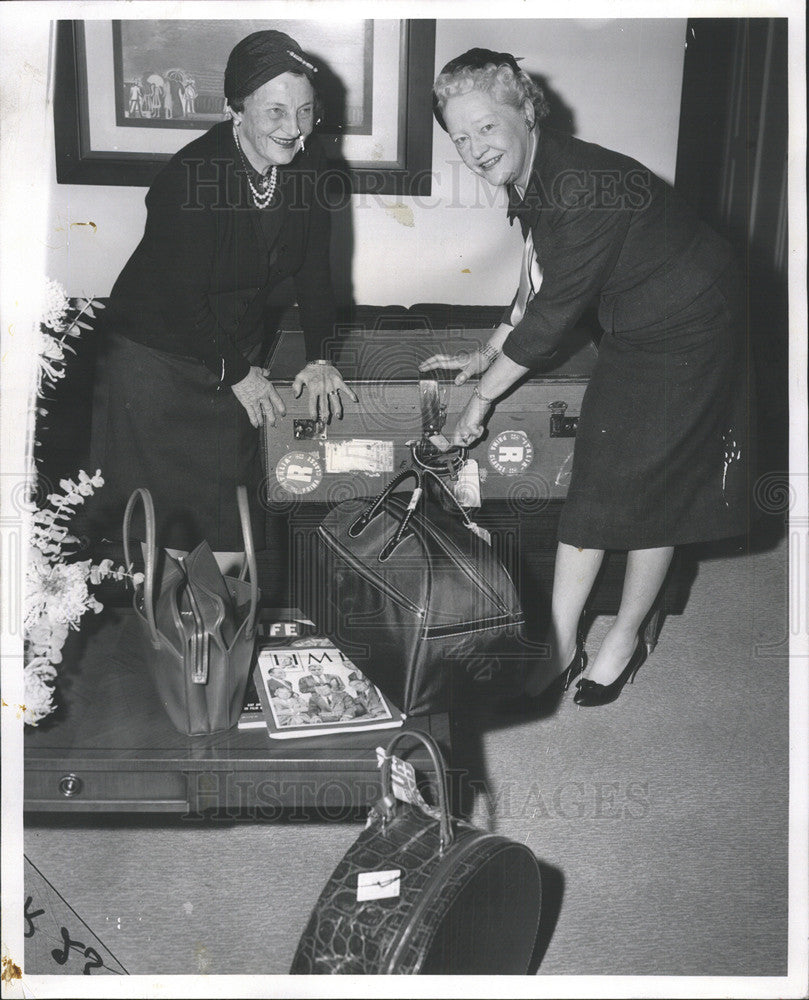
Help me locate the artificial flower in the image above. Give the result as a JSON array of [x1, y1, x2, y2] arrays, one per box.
[[24, 285, 120, 725]]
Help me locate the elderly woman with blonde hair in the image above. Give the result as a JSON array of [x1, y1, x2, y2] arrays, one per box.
[[422, 49, 752, 708]]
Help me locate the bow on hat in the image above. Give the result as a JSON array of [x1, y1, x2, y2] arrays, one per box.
[[225, 30, 317, 108], [432, 48, 524, 132]]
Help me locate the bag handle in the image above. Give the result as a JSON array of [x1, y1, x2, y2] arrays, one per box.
[[123, 486, 258, 644], [122, 488, 160, 648], [379, 730, 454, 854], [422, 468, 476, 528], [379, 470, 426, 561], [379, 467, 476, 562], [352, 462, 475, 536], [350, 465, 476, 561], [348, 467, 421, 537], [236, 485, 259, 640], [410, 439, 468, 478]]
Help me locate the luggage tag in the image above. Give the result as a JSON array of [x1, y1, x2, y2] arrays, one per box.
[[467, 521, 492, 546], [453, 459, 482, 509], [371, 748, 443, 824]]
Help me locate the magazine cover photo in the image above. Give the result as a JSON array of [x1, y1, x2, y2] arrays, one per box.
[[255, 644, 405, 738]]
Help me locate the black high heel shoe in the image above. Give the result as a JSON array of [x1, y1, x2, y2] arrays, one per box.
[[573, 640, 647, 707], [499, 645, 587, 714], [556, 645, 588, 694]]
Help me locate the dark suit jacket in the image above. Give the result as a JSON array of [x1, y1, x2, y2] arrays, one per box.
[[502, 129, 735, 367], [106, 121, 336, 386]]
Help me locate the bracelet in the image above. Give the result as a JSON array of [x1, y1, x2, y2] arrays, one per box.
[[479, 342, 500, 364], [473, 385, 496, 404]]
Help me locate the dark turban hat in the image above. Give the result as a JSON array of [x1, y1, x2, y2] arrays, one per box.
[[432, 48, 523, 131], [224, 30, 317, 108]]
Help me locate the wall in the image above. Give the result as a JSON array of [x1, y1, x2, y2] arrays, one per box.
[[46, 18, 686, 306], [1, 10, 55, 968]]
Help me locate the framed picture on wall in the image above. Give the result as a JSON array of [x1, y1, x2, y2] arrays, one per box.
[[54, 19, 435, 195]]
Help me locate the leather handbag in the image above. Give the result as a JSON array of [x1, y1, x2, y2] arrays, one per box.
[[300, 467, 525, 716], [291, 730, 542, 975], [122, 485, 260, 736]]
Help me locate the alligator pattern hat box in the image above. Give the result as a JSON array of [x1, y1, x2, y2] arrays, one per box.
[[291, 730, 542, 975]]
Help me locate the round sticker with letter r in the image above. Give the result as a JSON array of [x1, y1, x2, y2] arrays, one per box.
[[488, 430, 534, 476], [276, 451, 323, 494]]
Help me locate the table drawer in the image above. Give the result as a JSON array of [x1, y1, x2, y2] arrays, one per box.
[[188, 769, 385, 815], [25, 768, 189, 812]]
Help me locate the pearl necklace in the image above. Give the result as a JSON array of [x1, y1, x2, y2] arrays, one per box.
[[233, 124, 277, 209]]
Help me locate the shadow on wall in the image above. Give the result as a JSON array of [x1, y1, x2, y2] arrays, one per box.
[[529, 73, 577, 135], [308, 55, 355, 314], [266, 54, 355, 324]]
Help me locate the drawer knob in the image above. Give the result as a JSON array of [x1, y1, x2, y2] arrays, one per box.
[[58, 773, 83, 798]]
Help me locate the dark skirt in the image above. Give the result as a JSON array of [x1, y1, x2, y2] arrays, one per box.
[[87, 332, 265, 551], [558, 259, 755, 549]]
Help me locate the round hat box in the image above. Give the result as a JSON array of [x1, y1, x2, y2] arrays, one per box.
[[290, 731, 542, 975]]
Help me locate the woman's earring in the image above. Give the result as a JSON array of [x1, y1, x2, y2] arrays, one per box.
[[526, 118, 535, 130]]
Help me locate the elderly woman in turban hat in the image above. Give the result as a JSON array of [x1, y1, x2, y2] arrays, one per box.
[[88, 30, 354, 567]]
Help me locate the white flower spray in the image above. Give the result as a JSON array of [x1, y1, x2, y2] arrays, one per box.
[[35, 280, 100, 396], [24, 282, 141, 725]]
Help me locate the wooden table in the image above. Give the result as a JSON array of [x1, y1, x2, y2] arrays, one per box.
[[24, 607, 449, 815]]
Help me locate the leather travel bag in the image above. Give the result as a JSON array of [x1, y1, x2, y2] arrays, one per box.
[[291, 730, 542, 975], [300, 467, 525, 715], [122, 485, 260, 736]]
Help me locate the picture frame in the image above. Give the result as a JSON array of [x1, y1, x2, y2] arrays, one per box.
[[111, 20, 376, 135], [54, 19, 436, 195]]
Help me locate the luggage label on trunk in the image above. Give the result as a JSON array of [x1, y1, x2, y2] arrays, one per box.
[[325, 439, 395, 474], [275, 451, 323, 494], [487, 430, 534, 476]]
